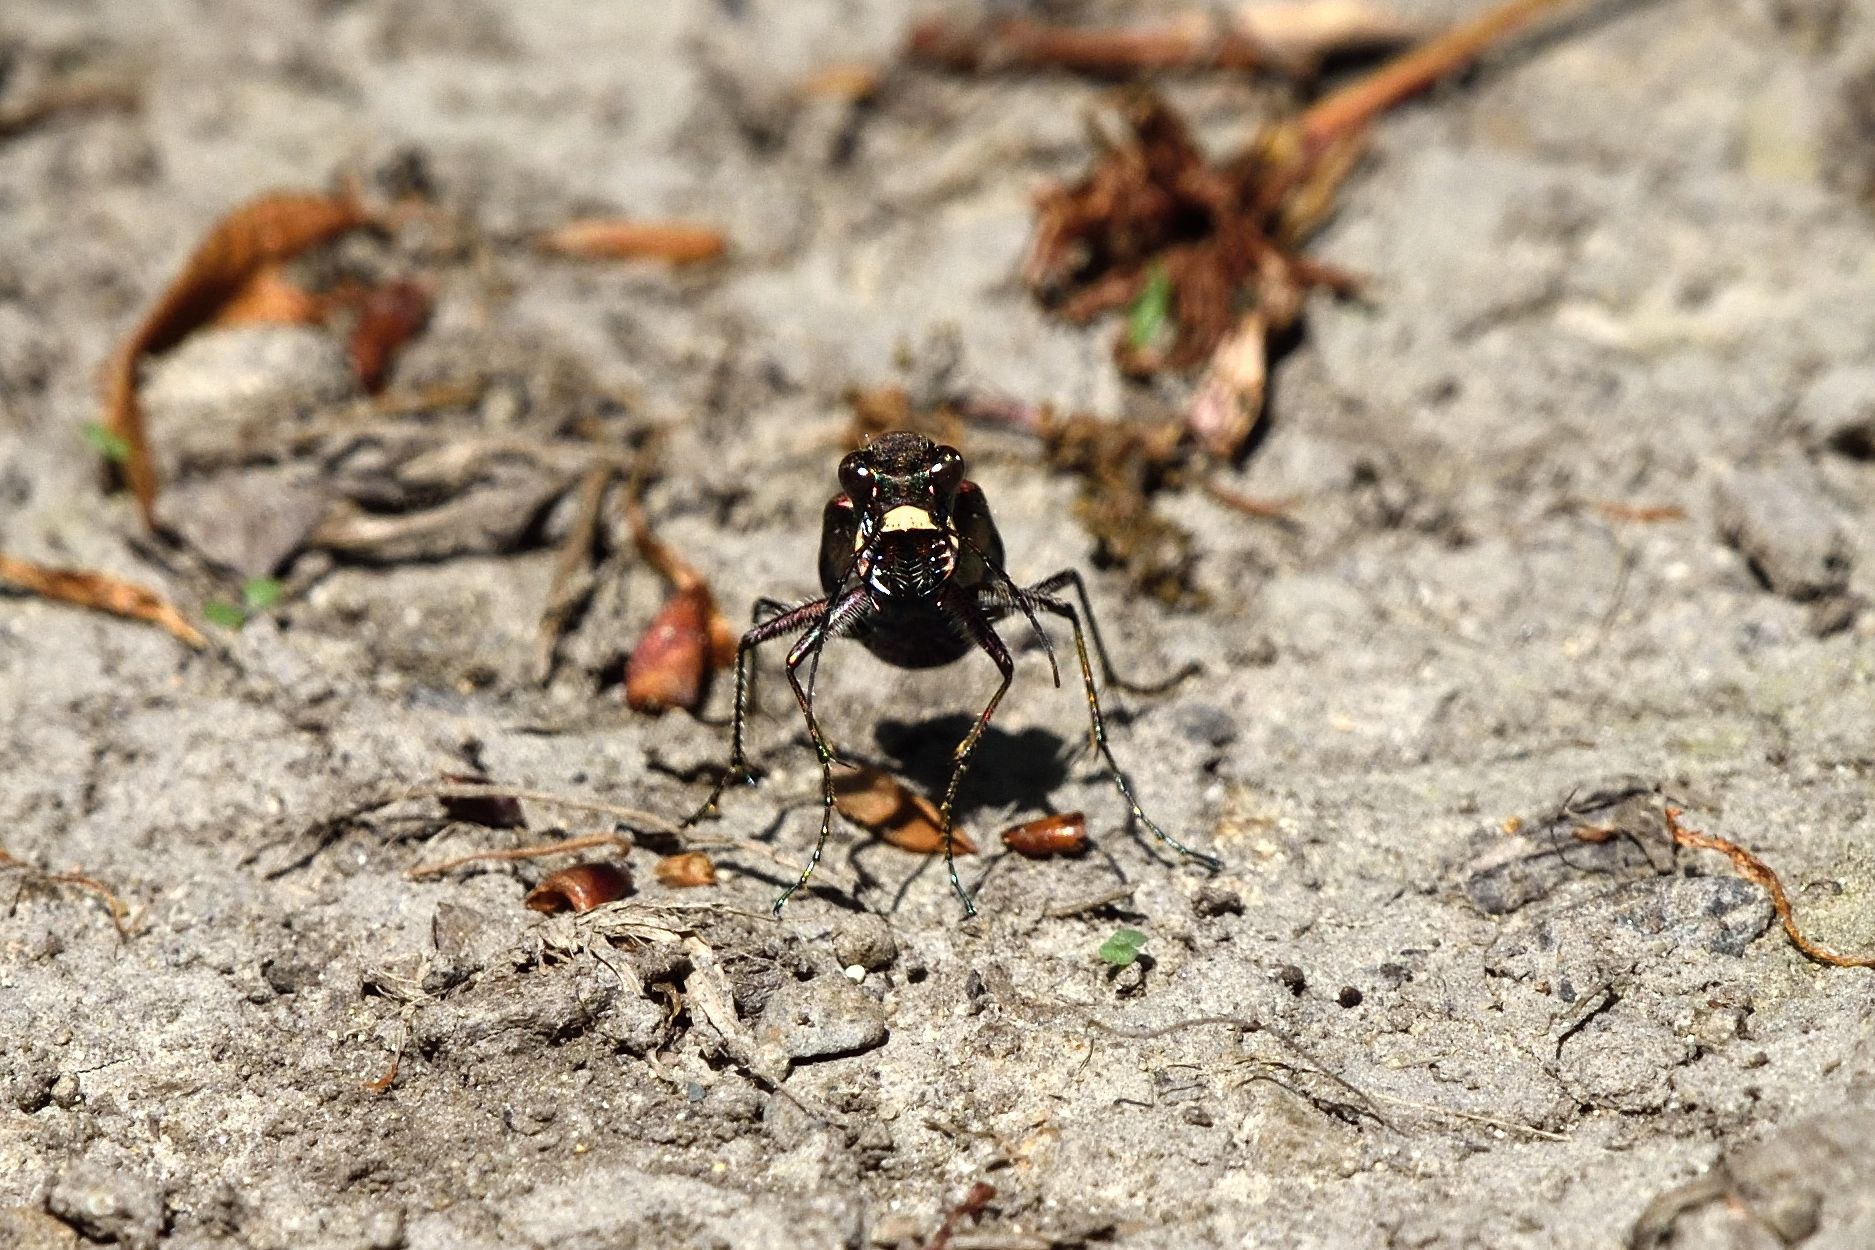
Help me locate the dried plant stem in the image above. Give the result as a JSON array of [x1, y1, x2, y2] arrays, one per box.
[[408, 834, 634, 880], [1666, 807, 1875, 969], [0, 553, 205, 647], [1301, 0, 1579, 153], [0, 849, 131, 937]]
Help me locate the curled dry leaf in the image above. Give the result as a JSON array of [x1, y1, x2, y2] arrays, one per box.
[[525, 861, 634, 914], [348, 279, 433, 393], [1001, 812, 1089, 859], [0, 553, 205, 648], [100, 190, 373, 528], [655, 851, 719, 888], [832, 765, 976, 855], [1665, 807, 1875, 970], [623, 483, 737, 715], [537, 219, 726, 264]]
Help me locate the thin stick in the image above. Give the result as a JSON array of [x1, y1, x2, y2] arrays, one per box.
[[0, 849, 131, 937], [1665, 807, 1875, 969], [1301, 0, 1579, 153], [407, 833, 633, 880]]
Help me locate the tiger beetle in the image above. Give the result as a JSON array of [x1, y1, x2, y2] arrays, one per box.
[[685, 431, 1221, 916]]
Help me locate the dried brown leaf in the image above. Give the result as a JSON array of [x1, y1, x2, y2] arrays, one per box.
[[908, 14, 1266, 75], [101, 190, 373, 528], [538, 219, 725, 264], [832, 765, 976, 855], [655, 851, 719, 888], [623, 479, 734, 714], [0, 553, 205, 647], [525, 861, 634, 913], [1001, 812, 1089, 859]]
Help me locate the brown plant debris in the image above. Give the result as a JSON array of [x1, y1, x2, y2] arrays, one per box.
[[1664, 807, 1875, 969], [832, 765, 977, 856], [525, 861, 635, 913], [623, 476, 737, 715], [1001, 812, 1089, 858], [0, 553, 206, 648], [100, 189, 376, 528], [1593, 500, 1687, 524], [347, 279, 434, 394], [0, 76, 139, 139], [0, 848, 130, 937], [654, 851, 719, 888], [1023, 0, 1579, 457], [537, 219, 726, 264]]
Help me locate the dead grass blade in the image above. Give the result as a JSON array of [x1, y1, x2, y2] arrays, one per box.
[[1665, 807, 1875, 969], [537, 219, 725, 264], [100, 190, 373, 527], [0, 553, 205, 647]]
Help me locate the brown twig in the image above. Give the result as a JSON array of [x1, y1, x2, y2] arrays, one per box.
[[909, 14, 1268, 76], [1665, 807, 1875, 969], [537, 219, 725, 264], [407, 834, 634, 880], [1300, 0, 1580, 154], [0, 553, 206, 648]]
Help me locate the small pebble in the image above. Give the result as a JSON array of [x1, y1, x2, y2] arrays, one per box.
[[1337, 986, 1364, 1008]]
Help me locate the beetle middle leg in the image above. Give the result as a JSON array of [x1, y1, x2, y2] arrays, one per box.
[[934, 589, 1016, 917], [1014, 575, 1222, 870]]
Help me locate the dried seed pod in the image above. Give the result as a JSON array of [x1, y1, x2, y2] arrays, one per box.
[[524, 862, 632, 913], [654, 851, 718, 888], [832, 765, 976, 855], [1001, 811, 1089, 858], [625, 585, 716, 714]]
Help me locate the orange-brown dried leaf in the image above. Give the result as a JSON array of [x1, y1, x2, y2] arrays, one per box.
[[832, 765, 976, 855], [538, 219, 725, 264], [525, 861, 634, 914], [348, 279, 433, 393], [0, 553, 205, 647], [101, 190, 373, 527], [655, 851, 718, 888], [1665, 807, 1875, 969], [211, 263, 329, 327], [1001, 812, 1089, 858], [626, 586, 716, 715]]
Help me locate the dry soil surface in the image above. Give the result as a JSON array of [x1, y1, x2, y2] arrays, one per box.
[[4, 1, 1875, 1248]]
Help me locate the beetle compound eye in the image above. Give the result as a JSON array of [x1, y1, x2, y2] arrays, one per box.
[[838, 453, 873, 500], [932, 448, 964, 498]]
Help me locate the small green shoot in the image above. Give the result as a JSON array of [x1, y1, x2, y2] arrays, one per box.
[[241, 577, 285, 611], [82, 422, 133, 464], [1098, 927, 1148, 967], [202, 600, 246, 630], [1125, 266, 1174, 352]]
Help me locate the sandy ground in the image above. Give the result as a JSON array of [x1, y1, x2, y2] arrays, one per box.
[[4, 0, 1875, 1247]]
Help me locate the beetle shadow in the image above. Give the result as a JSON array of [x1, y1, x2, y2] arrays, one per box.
[[872, 715, 1074, 818]]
